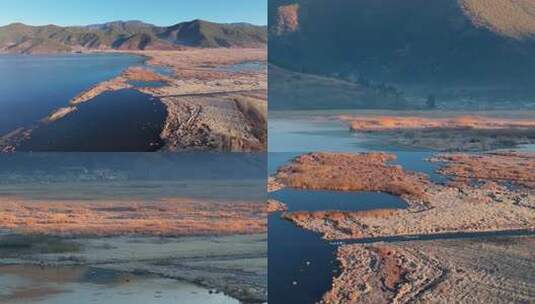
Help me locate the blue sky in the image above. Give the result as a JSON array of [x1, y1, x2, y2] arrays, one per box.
[[0, 0, 267, 26]]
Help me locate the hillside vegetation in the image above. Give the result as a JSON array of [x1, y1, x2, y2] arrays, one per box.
[[269, 65, 407, 110], [269, 0, 535, 108], [0, 19, 267, 53]]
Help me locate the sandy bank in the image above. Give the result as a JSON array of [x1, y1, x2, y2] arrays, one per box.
[[323, 237, 535, 303]]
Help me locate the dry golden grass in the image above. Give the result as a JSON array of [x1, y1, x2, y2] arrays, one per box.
[[121, 67, 168, 82], [434, 152, 535, 188], [0, 198, 267, 237], [341, 115, 535, 131], [274, 152, 430, 201]]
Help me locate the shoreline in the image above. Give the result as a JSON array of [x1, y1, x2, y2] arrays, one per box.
[[0, 48, 267, 152]]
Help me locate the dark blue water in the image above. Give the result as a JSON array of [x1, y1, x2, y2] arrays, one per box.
[[272, 189, 407, 212], [17, 89, 166, 152], [128, 80, 165, 88], [0, 54, 144, 135], [0, 153, 267, 201], [268, 186, 407, 304]]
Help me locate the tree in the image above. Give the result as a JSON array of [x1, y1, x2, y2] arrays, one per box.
[[426, 94, 437, 109]]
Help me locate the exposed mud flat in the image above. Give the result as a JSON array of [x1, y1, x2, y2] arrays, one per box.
[[1, 48, 266, 152], [0, 233, 266, 303], [339, 115, 535, 151], [274, 152, 535, 240], [323, 237, 535, 304]]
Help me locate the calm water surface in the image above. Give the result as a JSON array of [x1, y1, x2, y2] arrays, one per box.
[[0, 54, 143, 135], [17, 90, 166, 152], [268, 186, 407, 304], [127, 80, 166, 88], [0, 153, 267, 201]]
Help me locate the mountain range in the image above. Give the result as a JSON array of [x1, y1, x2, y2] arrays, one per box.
[[0, 19, 267, 53], [269, 0, 535, 108]]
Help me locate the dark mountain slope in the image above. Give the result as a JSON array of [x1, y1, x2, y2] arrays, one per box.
[[269, 0, 535, 89]]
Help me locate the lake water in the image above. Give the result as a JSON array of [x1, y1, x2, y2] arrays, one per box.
[[127, 80, 166, 88], [0, 153, 267, 201], [268, 144, 412, 303], [268, 151, 410, 304], [0, 54, 144, 135], [268, 186, 407, 304], [0, 265, 238, 304], [16, 89, 166, 152], [269, 114, 367, 153]]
